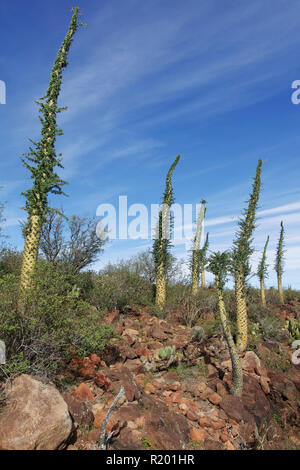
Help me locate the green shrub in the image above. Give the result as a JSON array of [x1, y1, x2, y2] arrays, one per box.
[[90, 265, 153, 311], [0, 262, 113, 380]]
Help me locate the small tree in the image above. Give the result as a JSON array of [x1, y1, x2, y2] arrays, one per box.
[[39, 210, 106, 274], [191, 200, 206, 296], [19, 8, 80, 299], [275, 221, 285, 305], [231, 159, 262, 351], [153, 155, 180, 310], [257, 235, 269, 307], [208, 251, 243, 396], [200, 232, 209, 288]]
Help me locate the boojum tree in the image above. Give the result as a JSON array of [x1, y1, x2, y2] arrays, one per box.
[[19, 8, 80, 300], [257, 235, 269, 307], [231, 159, 262, 351], [191, 200, 206, 296], [275, 221, 285, 305], [200, 231, 209, 289], [208, 251, 243, 396], [153, 155, 180, 310]]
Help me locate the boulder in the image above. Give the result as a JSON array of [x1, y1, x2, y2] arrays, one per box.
[[0, 374, 72, 450]]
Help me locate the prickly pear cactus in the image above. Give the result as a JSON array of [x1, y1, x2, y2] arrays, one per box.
[[285, 319, 300, 340], [141, 345, 180, 372]]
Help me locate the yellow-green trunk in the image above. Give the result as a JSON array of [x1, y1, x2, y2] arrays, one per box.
[[235, 273, 248, 352], [260, 279, 266, 307], [19, 214, 41, 297], [216, 280, 243, 396], [156, 264, 166, 310], [191, 253, 199, 297], [201, 265, 205, 288], [277, 274, 284, 305]]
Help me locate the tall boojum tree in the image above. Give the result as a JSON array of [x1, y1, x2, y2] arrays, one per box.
[[231, 159, 262, 351], [208, 251, 243, 396], [275, 221, 285, 305], [191, 200, 206, 296], [153, 155, 180, 310], [257, 235, 269, 307], [19, 8, 81, 301]]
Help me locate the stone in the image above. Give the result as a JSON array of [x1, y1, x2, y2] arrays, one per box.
[[241, 351, 261, 373], [189, 428, 207, 443], [0, 375, 72, 450], [208, 392, 222, 405], [72, 383, 94, 402], [63, 394, 94, 429]]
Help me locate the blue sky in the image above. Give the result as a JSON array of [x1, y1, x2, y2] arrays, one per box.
[[1, 0, 300, 288]]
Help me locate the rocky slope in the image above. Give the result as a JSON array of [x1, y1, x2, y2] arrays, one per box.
[[0, 302, 299, 450]]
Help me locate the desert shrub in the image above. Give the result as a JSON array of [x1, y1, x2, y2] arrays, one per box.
[[0, 248, 23, 276], [284, 287, 300, 303], [247, 302, 286, 342], [265, 287, 282, 306], [0, 262, 113, 380], [171, 286, 218, 326], [90, 264, 153, 311]]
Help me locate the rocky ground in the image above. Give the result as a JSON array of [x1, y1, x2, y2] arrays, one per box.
[[0, 302, 300, 450]]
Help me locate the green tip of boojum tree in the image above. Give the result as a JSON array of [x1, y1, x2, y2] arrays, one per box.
[[231, 159, 263, 277], [21, 8, 80, 232], [257, 235, 269, 281], [153, 155, 180, 274], [275, 221, 285, 276]]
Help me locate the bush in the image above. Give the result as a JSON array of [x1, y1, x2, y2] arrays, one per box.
[[0, 262, 113, 380], [90, 264, 154, 311]]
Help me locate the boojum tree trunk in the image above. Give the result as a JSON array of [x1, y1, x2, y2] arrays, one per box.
[[235, 271, 248, 352], [18, 9, 80, 303], [191, 201, 206, 297], [277, 274, 284, 305], [201, 266, 205, 288], [260, 279, 266, 307], [216, 274, 243, 396]]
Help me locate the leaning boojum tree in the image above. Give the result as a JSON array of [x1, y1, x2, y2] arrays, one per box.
[[208, 251, 243, 396], [19, 8, 81, 301], [231, 159, 262, 351], [153, 155, 180, 310]]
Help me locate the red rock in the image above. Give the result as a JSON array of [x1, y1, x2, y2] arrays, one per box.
[[0, 375, 72, 450], [224, 440, 235, 450], [186, 410, 198, 421], [204, 438, 223, 450], [198, 383, 207, 394], [87, 428, 100, 442], [260, 376, 271, 394], [189, 428, 208, 443], [94, 373, 113, 391], [241, 351, 261, 373], [90, 353, 101, 365], [220, 432, 228, 443], [72, 383, 94, 402], [208, 392, 222, 405], [145, 383, 156, 394], [79, 366, 96, 379], [105, 308, 120, 324], [63, 394, 94, 429]]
